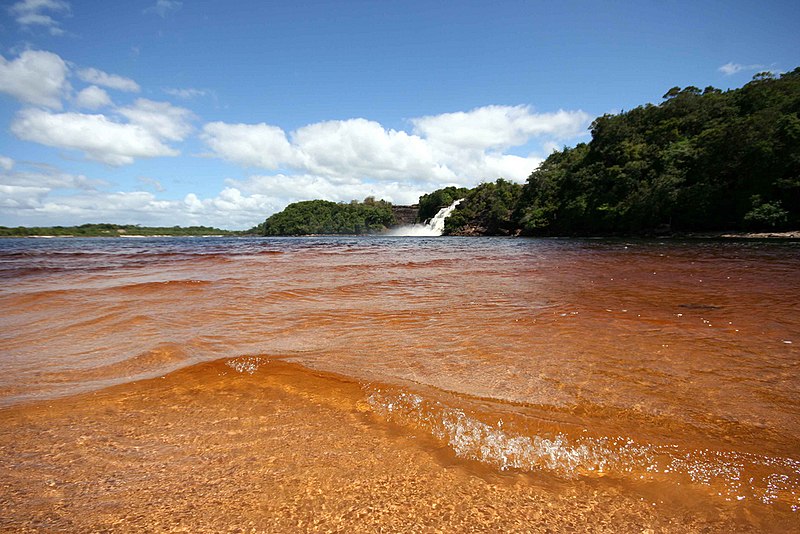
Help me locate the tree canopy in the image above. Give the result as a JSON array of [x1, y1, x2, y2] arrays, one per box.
[[262, 198, 395, 236], [0, 223, 235, 237], [417, 186, 470, 222], [443, 68, 800, 236], [514, 68, 800, 235], [444, 179, 522, 235]]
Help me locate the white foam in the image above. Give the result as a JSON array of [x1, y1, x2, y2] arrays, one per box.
[[225, 356, 265, 374], [365, 386, 800, 508], [389, 199, 463, 237]]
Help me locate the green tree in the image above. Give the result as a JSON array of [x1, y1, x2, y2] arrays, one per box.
[[516, 67, 800, 235], [262, 199, 395, 236], [417, 186, 470, 222], [444, 179, 523, 235]]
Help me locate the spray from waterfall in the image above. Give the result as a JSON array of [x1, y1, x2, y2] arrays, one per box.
[[389, 199, 464, 237]]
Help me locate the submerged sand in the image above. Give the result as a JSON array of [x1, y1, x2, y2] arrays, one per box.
[[0, 359, 778, 533]]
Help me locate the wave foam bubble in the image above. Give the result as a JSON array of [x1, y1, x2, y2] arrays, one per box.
[[365, 386, 800, 509]]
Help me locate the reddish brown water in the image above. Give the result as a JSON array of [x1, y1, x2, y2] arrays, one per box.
[[1, 236, 798, 531]]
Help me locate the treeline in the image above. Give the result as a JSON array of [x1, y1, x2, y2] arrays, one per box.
[[440, 68, 800, 236], [262, 197, 395, 235], [443, 179, 522, 235], [417, 187, 470, 221], [0, 223, 236, 237]]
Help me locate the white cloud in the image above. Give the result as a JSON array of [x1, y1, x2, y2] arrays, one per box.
[[0, 163, 106, 213], [74, 85, 112, 109], [0, 180, 275, 230], [0, 157, 430, 228], [0, 168, 105, 190], [0, 50, 70, 108], [411, 105, 590, 150], [11, 108, 180, 165], [9, 0, 70, 35], [77, 67, 141, 92], [0, 156, 14, 171], [231, 174, 430, 208], [0, 160, 175, 224], [201, 105, 590, 198], [718, 62, 765, 76], [144, 0, 182, 18], [466, 153, 544, 184], [118, 99, 194, 141], [201, 122, 296, 169], [0, 161, 434, 230], [291, 118, 453, 182], [2, 101, 591, 230], [0, 184, 51, 209]]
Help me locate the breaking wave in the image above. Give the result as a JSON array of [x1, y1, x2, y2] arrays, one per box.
[[366, 386, 800, 510]]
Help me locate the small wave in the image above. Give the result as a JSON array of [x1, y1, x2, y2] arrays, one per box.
[[110, 279, 214, 294], [366, 386, 800, 509], [225, 356, 268, 374]]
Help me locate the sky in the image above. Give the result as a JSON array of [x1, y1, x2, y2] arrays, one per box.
[[1, 0, 798, 230]]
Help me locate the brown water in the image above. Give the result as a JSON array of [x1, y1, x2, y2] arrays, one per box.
[[1, 236, 798, 532]]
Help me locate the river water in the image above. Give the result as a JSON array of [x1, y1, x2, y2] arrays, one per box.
[[0, 236, 798, 531]]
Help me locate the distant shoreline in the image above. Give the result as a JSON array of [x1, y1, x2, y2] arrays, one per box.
[[0, 234, 236, 239], [3, 230, 798, 240], [669, 231, 800, 240]]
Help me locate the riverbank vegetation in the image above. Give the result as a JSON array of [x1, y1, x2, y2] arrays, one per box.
[[0, 223, 237, 237], [262, 197, 395, 235], [440, 68, 800, 236]]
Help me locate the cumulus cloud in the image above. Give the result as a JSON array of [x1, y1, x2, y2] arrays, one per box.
[[144, 0, 182, 18], [0, 184, 51, 210], [10, 97, 192, 165], [0, 179, 278, 230], [3, 98, 591, 229], [0, 161, 170, 225], [198, 105, 592, 224], [77, 67, 141, 92], [200, 105, 590, 195], [0, 163, 106, 214], [9, 0, 70, 35], [230, 174, 431, 208], [74, 85, 112, 109], [11, 108, 180, 165], [291, 118, 454, 182], [0, 156, 427, 228], [0, 50, 70, 108], [201, 122, 296, 169], [118, 99, 194, 141], [0, 167, 105, 190], [411, 105, 590, 150]]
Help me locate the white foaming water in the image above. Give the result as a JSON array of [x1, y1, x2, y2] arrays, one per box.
[[365, 387, 800, 507], [225, 356, 267, 374], [389, 199, 463, 237]]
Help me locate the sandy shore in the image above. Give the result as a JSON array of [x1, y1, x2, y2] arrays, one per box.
[[0, 359, 765, 533]]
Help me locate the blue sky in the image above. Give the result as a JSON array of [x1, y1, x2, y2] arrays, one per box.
[[1, 0, 798, 229]]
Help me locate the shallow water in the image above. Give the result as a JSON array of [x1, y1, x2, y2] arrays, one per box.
[[1, 236, 798, 531]]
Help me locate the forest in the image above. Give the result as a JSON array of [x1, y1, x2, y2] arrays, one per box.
[[443, 68, 800, 236], [261, 197, 395, 235], [0, 223, 236, 237]]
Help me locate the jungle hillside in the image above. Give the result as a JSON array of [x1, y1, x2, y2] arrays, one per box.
[[442, 68, 800, 236]]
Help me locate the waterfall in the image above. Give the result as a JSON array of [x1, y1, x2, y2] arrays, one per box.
[[389, 199, 463, 237]]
